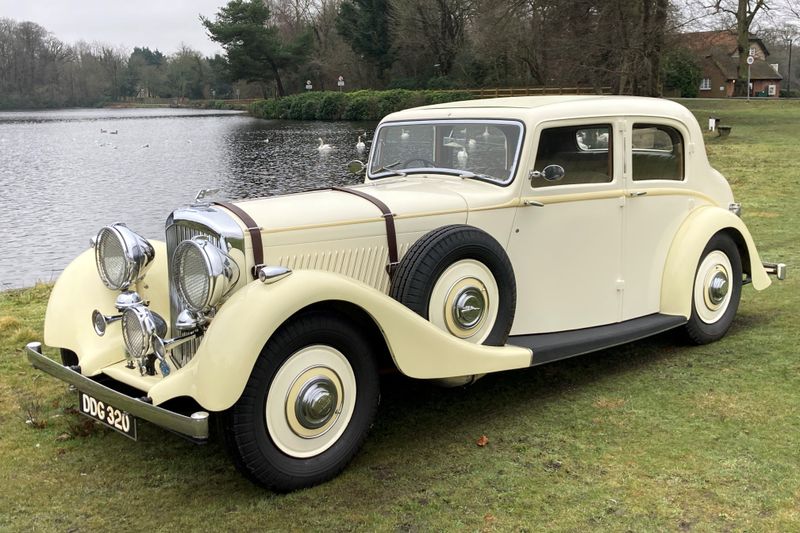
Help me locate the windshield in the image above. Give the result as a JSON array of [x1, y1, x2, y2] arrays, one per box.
[[368, 120, 524, 185]]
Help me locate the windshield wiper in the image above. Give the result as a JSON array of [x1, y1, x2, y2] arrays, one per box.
[[416, 168, 492, 180], [372, 161, 406, 177]]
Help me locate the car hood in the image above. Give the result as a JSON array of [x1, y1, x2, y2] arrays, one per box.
[[228, 177, 477, 238]]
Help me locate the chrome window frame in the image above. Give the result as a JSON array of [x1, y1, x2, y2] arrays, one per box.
[[367, 119, 526, 187]]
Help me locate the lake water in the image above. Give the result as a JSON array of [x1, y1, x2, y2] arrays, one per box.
[[0, 108, 370, 289]]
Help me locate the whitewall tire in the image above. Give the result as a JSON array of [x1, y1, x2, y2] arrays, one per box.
[[223, 312, 379, 492], [685, 233, 742, 345]]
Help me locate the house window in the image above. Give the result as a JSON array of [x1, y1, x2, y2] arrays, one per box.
[[768, 84, 776, 96], [700, 78, 711, 91], [749, 47, 756, 57]]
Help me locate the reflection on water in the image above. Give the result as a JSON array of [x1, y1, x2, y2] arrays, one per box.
[[0, 108, 373, 288]]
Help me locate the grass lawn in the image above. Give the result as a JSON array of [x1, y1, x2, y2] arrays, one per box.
[[1, 98, 798, 532]]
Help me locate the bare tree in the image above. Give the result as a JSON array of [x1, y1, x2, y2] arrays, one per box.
[[711, 0, 770, 95]]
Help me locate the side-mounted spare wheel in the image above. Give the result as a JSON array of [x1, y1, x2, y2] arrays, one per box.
[[685, 232, 743, 345], [222, 312, 379, 492], [390, 224, 516, 349]]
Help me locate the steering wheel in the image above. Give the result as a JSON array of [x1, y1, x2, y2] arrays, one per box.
[[402, 158, 436, 168]]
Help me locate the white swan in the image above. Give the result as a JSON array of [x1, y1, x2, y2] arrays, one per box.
[[457, 147, 468, 165], [481, 126, 490, 138], [356, 135, 366, 152], [400, 129, 410, 140], [468, 138, 476, 147], [317, 138, 332, 152]]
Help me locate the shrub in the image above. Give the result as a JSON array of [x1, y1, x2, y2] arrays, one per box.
[[318, 92, 347, 120], [247, 89, 475, 121]]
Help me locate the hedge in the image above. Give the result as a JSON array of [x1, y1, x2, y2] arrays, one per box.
[[248, 89, 475, 121]]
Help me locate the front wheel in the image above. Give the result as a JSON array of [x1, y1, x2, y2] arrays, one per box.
[[684, 233, 742, 345], [223, 312, 379, 492]]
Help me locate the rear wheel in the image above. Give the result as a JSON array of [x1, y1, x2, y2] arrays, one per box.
[[685, 233, 742, 345], [223, 312, 379, 492]]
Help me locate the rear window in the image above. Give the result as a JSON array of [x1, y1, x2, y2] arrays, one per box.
[[631, 124, 684, 181]]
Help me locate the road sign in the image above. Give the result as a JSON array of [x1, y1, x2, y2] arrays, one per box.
[[746, 55, 755, 65]]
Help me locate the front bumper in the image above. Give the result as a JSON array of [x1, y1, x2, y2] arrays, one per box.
[[26, 342, 209, 441]]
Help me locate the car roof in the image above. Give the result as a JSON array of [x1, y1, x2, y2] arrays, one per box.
[[382, 95, 697, 127]]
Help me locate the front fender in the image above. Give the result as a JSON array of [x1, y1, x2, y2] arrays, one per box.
[[660, 206, 770, 318], [149, 271, 532, 411], [44, 241, 169, 375]]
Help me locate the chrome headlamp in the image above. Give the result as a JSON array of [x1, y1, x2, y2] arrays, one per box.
[[173, 236, 240, 313], [121, 306, 167, 361], [121, 305, 170, 375], [94, 224, 155, 290]]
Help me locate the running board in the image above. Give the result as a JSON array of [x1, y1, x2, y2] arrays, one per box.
[[509, 313, 687, 367]]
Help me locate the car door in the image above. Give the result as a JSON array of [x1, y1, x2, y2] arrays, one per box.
[[621, 119, 700, 320], [506, 119, 625, 335]]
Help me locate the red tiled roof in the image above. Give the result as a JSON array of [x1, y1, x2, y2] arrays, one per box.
[[709, 53, 783, 81], [681, 30, 769, 57]]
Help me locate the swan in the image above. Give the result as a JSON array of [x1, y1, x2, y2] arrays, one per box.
[[356, 135, 366, 152], [400, 129, 410, 140], [457, 147, 468, 165], [481, 126, 490, 138], [317, 138, 332, 152], [109, 130, 118, 135], [100, 128, 107, 133], [468, 138, 476, 147]]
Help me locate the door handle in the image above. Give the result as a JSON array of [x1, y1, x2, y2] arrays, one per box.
[[628, 191, 647, 197], [523, 199, 544, 207]]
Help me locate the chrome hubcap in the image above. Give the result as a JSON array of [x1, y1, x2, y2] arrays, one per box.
[[267, 346, 354, 458], [452, 287, 485, 329], [295, 377, 338, 430], [707, 271, 729, 305]]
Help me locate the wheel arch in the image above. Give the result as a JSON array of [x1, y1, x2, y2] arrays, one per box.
[[148, 270, 531, 411], [660, 206, 770, 318], [284, 300, 395, 374]]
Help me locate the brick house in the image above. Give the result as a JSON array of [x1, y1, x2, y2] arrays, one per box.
[[682, 31, 782, 98]]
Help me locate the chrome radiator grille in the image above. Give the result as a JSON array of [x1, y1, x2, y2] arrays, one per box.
[[166, 222, 221, 368]]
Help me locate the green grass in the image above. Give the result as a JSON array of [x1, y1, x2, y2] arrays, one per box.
[[1, 98, 798, 531]]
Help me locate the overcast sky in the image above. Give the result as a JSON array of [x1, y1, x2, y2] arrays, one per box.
[[0, 0, 225, 57]]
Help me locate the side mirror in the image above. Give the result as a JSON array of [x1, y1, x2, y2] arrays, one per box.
[[529, 164, 565, 182], [347, 160, 366, 175]]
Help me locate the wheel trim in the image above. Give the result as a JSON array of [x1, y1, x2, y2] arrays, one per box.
[[287, 367, 343, 437], [694, 251, 733, 325], [428, 259, 499, 343], [266, 345, 356, 458]]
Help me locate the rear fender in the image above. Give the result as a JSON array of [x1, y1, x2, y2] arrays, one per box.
[[660, 206, 770, 318], [149, 270, 532, 411]]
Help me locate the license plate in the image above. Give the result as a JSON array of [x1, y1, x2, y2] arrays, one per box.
[[78, 391, 137, 440]]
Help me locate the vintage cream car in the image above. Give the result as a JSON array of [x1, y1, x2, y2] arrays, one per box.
[[27, 95, 785, 491]]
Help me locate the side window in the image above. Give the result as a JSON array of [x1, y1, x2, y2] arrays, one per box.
[[532, 124, 612, 187], [631, 124, 684, 181]]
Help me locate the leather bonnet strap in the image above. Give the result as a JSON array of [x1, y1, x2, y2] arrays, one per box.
[[212, 201, 263, 279], [331, 187, 399, 276]]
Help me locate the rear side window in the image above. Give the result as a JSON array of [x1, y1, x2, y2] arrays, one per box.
[[532, 124, 613, 187], [632, 124, 684, 181]]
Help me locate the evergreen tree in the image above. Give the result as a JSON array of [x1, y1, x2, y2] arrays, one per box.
[[201, 0, 310, 97], [336, 0, 395, 85]]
